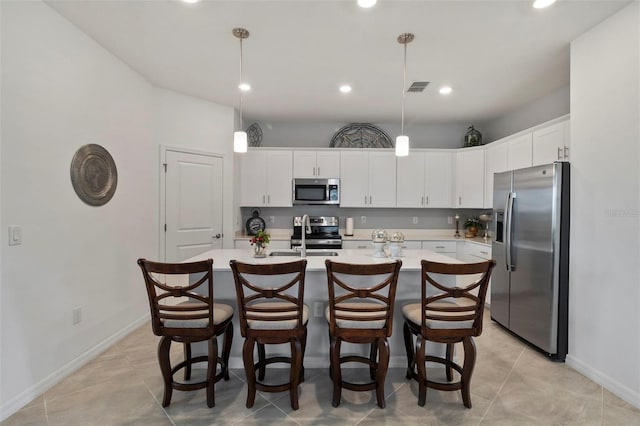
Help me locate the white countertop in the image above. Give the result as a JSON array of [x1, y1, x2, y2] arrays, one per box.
[[186, 248, 460, 272], [234, 228, 491, 246]]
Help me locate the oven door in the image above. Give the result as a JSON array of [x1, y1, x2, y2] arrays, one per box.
[[290, 239, 343, 249]]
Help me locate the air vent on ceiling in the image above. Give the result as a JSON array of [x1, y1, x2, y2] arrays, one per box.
[[407, 81, 430, 92]]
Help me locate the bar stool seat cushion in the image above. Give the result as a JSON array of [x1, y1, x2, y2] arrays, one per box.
[[161, 302, 234, 328], [325, 302, 387, 329], [247, 302, 309, 330], [402, 299, 475, 330]]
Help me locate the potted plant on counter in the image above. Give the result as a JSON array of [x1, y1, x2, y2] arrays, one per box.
[[250, 230, 270, 258], [464, 217, 481, 238]]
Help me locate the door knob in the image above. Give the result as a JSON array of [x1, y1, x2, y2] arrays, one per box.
[[212, 234, 222, 239]]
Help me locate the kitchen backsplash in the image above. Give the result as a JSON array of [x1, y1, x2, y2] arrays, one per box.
[[240, 206, 488, 233]]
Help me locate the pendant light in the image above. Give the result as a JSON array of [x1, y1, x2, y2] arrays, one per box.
[[396, 32, 414, 157], [233, 28, 250, 153]]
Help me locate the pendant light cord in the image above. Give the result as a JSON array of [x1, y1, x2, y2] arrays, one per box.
[[401, 41, 407, 135], [239, 36, 244, 130]]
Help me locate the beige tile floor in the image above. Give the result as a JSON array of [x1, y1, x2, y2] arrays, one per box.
[[3, 316, 640, 426]]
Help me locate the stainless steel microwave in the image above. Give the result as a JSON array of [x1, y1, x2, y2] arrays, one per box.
[[292, 178, 340, 205]]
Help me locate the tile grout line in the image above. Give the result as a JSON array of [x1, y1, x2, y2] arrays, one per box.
[[43, 395, 50, 426], [477, 347, 525, 425], [128, 353, 177, 426], [601, 384, 604, 426]]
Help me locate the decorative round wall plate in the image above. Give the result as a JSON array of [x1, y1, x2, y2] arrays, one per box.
[[70, 144, 118, 206], [330, 123, 393, 148], [246, 122, 263, 147]]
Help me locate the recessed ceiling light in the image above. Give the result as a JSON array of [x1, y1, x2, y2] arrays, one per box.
[[339, 85, 352, 93], [181, 0, 200, 3], [439, 86, 453, 95], [239, 83, 251, 92], [533, 0, 556, 9], [357, 0, 377, 9]]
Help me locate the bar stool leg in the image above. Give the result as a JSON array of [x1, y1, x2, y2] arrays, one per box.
[[184, 343, 192, 380], [206, 337, 218, 408], [375, 337, 390, 408], [330, 337, 342, 407], [416, 337, 427, 407], [445, 343, 454, 382], [403, 322, 415, 379], [243, 337, 257, 408], [290, 338, 302, 410], [300, 328, 308, 382], [222, 323, 234, 381], [158, 336, 173, 408], [369, 342, 377, 380], [257, 343, 266, 381], [461, 337, 476, 408]]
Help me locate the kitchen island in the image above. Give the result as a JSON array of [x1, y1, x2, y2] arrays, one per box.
[[185, 248, 465, 368]]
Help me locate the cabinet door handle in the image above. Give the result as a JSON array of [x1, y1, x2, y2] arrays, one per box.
[[267, 195, 270, 204], [557, 147, 562, 160], [564, 146, 569, 159], [262, 195, 265, 204], [435, 246, 445, 249], [369, 195, 372, 204], [317, 167, 320, 176], [364, 195, 368, 204], [426, 196, 429, 206], [458, 196, 462, 206], [357, 245, 367, 249], [421, 196, 424, 206], [480, 250, 489, 255]]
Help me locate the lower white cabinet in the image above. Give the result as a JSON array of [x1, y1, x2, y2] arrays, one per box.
[[342, 240, 371, 250], [422, 240, 457, 255], [459, 243, 493, 305]]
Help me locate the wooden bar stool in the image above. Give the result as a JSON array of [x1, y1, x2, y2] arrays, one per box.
[[402, 260, 495, 408], [324, 259, 402, 408], [137, 258, 234, 408], [230, 259, 308, 410]]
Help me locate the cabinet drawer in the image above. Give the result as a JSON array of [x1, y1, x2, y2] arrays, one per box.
[[466, 243, 491, 260], [422, 241, 456, 253], [342, 240, 371, 250]]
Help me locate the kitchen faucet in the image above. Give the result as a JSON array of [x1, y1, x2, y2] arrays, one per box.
[[301, 214, 311, 257]]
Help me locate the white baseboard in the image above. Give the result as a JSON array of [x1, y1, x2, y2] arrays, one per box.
[[566, 354, 640, 409], [0, 314, 150, 422]]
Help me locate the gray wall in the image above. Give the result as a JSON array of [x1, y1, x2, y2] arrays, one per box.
[[482, 85, 570, 143], [244, 120, 477, 150]]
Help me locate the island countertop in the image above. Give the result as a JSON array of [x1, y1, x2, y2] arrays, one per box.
[[185, 248, 462, 271]]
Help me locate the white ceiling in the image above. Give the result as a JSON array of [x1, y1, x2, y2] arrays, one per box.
[[45, 0, 629, 124]]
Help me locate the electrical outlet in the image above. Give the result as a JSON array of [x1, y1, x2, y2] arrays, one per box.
[[313, 302, 324, 318], [8, 226, 22, 246], [448, 216, 453, 225], [269, 216, 275, 224], [72, 307, 82, 325], [412, 216, 419, 224], [361, 216, 367, 224]]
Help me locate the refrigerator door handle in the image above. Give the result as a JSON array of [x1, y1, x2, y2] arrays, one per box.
[[506, 192, 516, 271]]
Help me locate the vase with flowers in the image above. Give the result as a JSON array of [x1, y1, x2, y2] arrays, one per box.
[[250, 230, 270, 258], [464, 217, 481, 238]]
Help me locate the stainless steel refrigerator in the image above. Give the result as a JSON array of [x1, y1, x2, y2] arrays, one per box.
[[491, 162, 569, 361]]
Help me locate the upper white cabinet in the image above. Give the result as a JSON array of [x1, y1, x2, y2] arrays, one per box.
[[240, 150, 293, 207], [340, 150, 396, 207], [456, 148, 485, 208], [292, 150, 340, 178], [532, 120, 570, 166], [484, 142, 508, 208], [507, 133, 533, 170], [396, 151, 454, 208]]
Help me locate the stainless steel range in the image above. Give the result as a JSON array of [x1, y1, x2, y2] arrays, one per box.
[[291, 216, 342, 249]]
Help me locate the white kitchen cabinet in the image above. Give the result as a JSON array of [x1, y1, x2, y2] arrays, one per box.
[[455, 148, 485, 208], [240, 150, 293, 207], [340, 150, 396, 207], [459, 243, 493, 304], [507, 133, 533, 170], [484, 141, 508, 208], [422, 240, 457, 255], [396, 151, 454, 208], [293, 150, 340, 178], [532, 120, 569, 166], [342, 240, 371, 250]]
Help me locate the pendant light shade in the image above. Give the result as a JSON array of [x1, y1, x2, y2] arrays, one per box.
[[233, 27, 250, 153], [234, 131, 248, 153], [396, 32, 414, 157]]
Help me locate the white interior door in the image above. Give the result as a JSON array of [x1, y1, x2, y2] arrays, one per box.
[[164, 150, 224, 262]]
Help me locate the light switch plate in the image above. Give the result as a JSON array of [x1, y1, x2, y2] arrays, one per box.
[[8, 226, 22, 246]]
